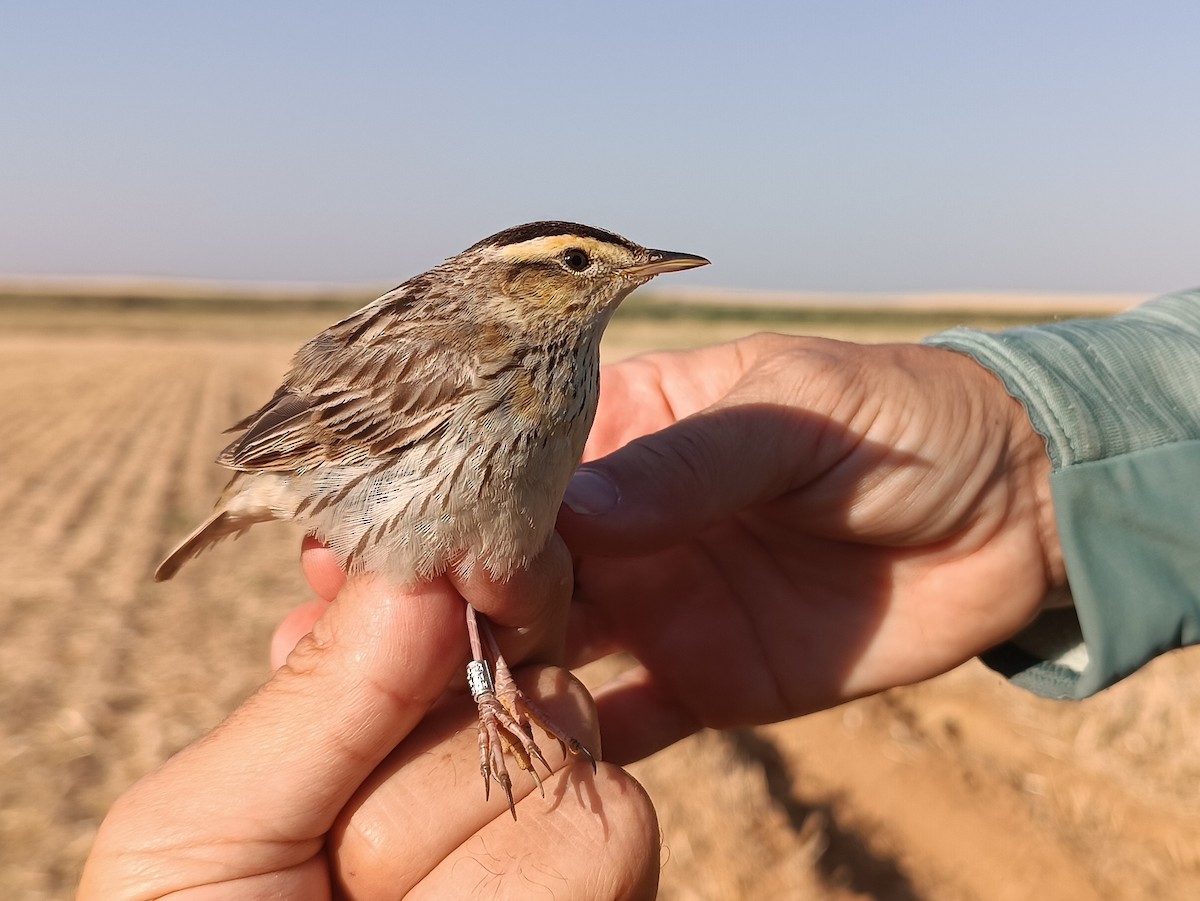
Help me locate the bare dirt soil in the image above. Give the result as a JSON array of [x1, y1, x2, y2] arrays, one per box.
[[2, 300, 1198, 899]]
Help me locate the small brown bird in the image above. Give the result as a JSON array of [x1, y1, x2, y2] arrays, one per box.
[[156, 220, 709, 815]]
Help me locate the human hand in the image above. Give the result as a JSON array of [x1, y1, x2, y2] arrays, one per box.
[[557, 333, 1065, 763], [80, 540, 658, 900]]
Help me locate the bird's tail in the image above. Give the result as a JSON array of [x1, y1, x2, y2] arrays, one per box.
[[154, 509, 254, 581]]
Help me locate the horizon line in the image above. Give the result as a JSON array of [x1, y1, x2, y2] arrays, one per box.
[[0, 273, 1149, 312]]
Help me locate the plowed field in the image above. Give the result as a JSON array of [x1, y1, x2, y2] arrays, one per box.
[[3, 297, 1198, 899]]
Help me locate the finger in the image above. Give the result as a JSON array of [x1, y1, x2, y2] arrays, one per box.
[[269, 597, 329, 669], [563, 593, 620, 669], [449, 533, 574, 665], [592, 664, 702, 766], [413, 765, 659, 900], [301, 534, 345, 600], [583, 340, 753, 462], [88, 576, 467, 899], [559, 403, 810, 556], [330, 667, 648, 897], [305, 533, 573, 666]]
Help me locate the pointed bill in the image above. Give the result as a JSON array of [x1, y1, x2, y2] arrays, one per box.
[[623, 249, 710, 278]]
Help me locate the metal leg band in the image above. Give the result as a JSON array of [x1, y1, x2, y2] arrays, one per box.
[[467, 659, 495, 700]]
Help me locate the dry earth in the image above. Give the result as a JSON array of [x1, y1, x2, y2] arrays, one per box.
[[2, 298, 1198, 899]]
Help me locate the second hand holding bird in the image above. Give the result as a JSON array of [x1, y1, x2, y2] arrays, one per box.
[[155, 221, 709, 817]]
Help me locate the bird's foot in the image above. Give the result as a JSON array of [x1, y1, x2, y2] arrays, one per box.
[[468, 658, 596, 820], [491, 655, 597, 775]]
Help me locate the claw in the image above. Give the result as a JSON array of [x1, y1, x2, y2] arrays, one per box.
[[526, 759, 545, 798], [498, 771, 516, 820], [527, 740, 550, 775], [568, 738, 598, 774]]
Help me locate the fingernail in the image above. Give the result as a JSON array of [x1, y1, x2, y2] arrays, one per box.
[[564, 468, 619, 516]]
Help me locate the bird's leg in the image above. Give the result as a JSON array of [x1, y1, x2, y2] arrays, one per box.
[[465, 605, 598, 818], [466, 604, 547, 820], [479, 614, 597, 775]]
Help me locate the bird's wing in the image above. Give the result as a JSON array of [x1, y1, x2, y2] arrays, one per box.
[[218, 322, 511, 472]]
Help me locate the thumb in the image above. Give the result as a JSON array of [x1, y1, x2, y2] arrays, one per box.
[[120, 578, 463, 840], [227, 576, 466, 828], [559, 403, 807, 555], [83, 576, 467, 899]]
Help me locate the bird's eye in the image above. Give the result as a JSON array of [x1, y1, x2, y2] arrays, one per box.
[[562, 248, 590, 272]]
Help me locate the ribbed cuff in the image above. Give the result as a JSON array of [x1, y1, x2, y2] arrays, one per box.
[[922, 290, 1200, 698], [923, 289, 1200, 469]]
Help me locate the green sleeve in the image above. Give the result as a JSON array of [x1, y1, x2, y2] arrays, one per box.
[[922, 289, 1200, 699]]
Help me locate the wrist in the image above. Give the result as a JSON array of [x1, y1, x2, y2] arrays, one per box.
[[956, 350, 1066, 597], [1007, 391, 1067, 594], [925, 343, 1066, 602]]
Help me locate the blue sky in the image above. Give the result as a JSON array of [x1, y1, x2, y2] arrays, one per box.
[[2, 2, 1197, 293]]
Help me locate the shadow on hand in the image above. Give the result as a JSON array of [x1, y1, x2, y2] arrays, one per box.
[[565, 401, 940, 758]]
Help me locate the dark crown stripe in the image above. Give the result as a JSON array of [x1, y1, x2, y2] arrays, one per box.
[[467, 221, 637, 253]]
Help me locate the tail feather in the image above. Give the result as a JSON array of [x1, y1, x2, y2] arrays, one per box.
[[155, 510, 249, 581]]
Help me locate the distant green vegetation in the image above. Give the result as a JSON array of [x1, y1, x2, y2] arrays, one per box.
[[624, 294, 1084, 330], [0, 288, 1085, 343], [0, 293, 364, 340]]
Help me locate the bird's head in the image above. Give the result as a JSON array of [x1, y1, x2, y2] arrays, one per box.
[[451, 220, 709, 328]]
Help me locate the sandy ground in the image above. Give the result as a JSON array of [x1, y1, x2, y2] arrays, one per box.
[[2, 303, 1199, 899]]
